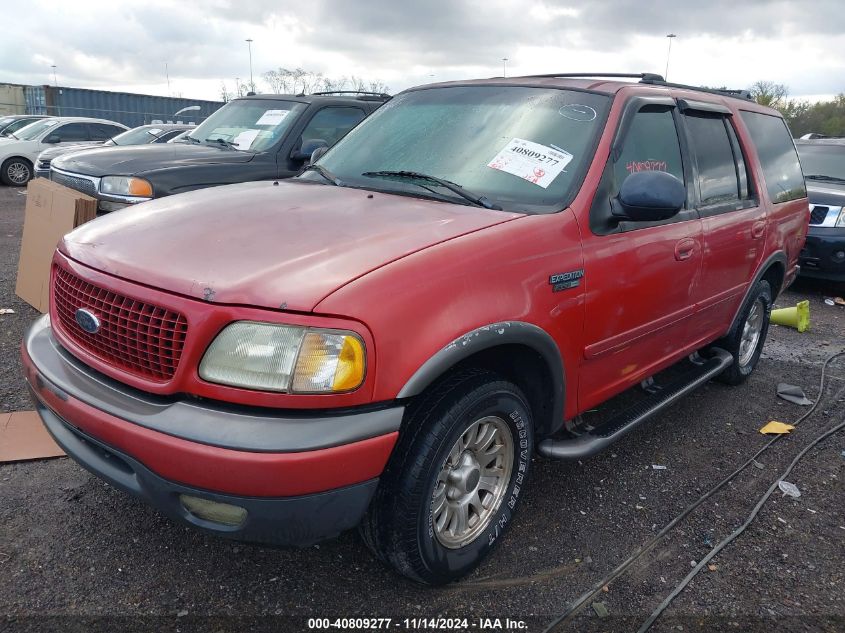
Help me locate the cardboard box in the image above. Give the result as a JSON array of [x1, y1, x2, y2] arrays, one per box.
[[0, 411, 65, 463], [15, 178, 97, 312]]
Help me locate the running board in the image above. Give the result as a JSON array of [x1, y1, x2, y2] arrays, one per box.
[[537, 348, 733, 460]]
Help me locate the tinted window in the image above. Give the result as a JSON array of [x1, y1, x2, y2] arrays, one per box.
[[684, 113, 740, 206], [53, 123, 89, 142], [187, 99, 306, 151], [740, 111, 805, 203], [90, 124, 124, 141], [299, 107, 366, 147], [614, 107, 684, 190]]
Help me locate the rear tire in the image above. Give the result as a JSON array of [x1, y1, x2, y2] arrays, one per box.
[[1, 157, 33, 186], [360, 370, 533, 584], [712, 279, 772, 385]]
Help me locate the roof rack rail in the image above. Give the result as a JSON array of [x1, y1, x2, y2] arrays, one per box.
[[638, 76, 754, 101], [514, 72, 666, 82], [305, 90, 391, 99]]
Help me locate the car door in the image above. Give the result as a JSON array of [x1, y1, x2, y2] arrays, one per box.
[[677, 101, 764, 343], [578, 97, 704, 411], [280, 105, 366, 177]]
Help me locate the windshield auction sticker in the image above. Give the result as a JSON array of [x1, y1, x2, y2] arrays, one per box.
[[487, 138, 573, 188], [256, 109, 290, 126]]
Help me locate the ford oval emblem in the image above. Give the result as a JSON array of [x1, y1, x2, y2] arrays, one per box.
[[74, 308, 101, 334]]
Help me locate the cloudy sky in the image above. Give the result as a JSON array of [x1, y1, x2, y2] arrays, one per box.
[[1, 0, 843, 102]]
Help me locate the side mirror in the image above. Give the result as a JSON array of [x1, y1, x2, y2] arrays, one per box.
[[291, 138, 329, 162], [614, 170, 685, 222], [43, 134, 61, 144]]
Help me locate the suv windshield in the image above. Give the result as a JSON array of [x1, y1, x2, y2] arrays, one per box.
[[185, 99, 305, 152], [796, 144, 845, 181], [14, 118, 60, 141], [308, 86, 610, 212]]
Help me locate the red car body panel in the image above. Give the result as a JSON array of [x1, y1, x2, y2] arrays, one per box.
[[60, 180, 521, 313]]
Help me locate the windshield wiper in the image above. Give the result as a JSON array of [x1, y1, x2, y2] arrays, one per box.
[[361, 170, 501, 210], [180, 135, 201, 144], [206, 137, 238, 150], [302, 163, 345, 186], [805, 174, 845, 184]]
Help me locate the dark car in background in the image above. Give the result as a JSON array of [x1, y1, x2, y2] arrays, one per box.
[[49, 91, 388, 213], [0, 115, 50, 138], [795, 138, 845, 282], [34, 124, 192, 179]]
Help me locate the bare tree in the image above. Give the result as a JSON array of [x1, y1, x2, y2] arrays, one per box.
[[263, 68, 389, 95], [750, 81, 789, 109], [219, 81, 234, 103]]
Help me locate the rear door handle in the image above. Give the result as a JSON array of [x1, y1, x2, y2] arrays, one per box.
[[751, 220, 766, 239], [674, 238, 697, 261]]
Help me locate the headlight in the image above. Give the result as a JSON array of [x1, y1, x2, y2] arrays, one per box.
[[100, 176, 153, 197], [199, 321, 366, 393], [836, 208, 845, 227]]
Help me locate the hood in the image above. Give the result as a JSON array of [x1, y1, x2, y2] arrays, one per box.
[[39, 142, 103, 161], [806, 181, 845, 206], [51, 142, 255, 177], [61, 180, 522, 312]]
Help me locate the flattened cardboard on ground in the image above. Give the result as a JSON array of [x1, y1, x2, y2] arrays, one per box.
[[0, 410, 65, 462], [15, 178, 97, 312]]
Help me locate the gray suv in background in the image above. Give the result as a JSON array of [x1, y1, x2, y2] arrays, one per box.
[[34, 124, 192, 179]]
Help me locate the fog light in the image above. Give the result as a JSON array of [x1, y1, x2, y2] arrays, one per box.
[[97, 200, 130, 213], [180, 495, 247, 527]]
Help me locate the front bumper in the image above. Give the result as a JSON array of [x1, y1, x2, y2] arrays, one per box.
[[22, 315, 402, 546], [799, 226, 845, 281]]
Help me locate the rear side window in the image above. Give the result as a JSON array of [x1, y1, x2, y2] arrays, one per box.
[[613, 106, 684, 189], [683, 113, 753, 209], [90, 124, 124, 141], [740, 111, 805, 203]]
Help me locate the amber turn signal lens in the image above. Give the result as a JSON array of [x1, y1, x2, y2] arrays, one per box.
[[291, 332, 365, 393], [127, 178, 153, 197]]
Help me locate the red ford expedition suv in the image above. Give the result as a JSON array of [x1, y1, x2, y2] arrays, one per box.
[[22, 73, 809, 585]]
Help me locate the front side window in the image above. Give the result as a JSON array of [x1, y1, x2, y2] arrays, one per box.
[[299, 107, 366, 147], [52, 123, 89, 142], [310, 86, 611, 213], [740, 111, 805, 203], [614, 106, 684, 189], [186, 99, 306, 152]]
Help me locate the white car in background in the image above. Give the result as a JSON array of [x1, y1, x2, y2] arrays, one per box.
[[0, 117, 127, 186]]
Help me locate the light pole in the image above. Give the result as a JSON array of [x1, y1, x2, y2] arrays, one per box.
[[165, 62, 171, 96], [51, 64, 57, 87], [245, 38, 254, 92], [665, 34, 676, 81], [502, 57, 508, 78]]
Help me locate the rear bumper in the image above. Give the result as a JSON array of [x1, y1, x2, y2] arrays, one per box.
[[22, 314, 402, 545], [799, 227, 845, 281]]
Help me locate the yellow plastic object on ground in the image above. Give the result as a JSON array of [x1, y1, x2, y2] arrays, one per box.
[[770, 300, 810, 332], [759, 420, 796, 434]]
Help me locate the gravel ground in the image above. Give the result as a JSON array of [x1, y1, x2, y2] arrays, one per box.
[[1, 184, 844, 633]]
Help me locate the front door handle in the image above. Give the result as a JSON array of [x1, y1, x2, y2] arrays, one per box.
[[751, 220, 766, 239], [674, 238, 697, 261]]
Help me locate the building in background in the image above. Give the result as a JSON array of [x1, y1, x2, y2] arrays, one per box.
[[0, 83, 222, 127]]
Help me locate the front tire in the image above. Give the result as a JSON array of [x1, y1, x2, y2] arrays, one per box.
[[713, 279, 772, 385], [1, 157, 33, 186], [360, 370, 534, 584]]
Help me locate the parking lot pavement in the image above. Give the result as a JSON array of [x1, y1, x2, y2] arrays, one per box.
[[1, 184, 844, 633]]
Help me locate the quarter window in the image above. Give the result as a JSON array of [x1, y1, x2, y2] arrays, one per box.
[[614, 107, 684, 190], [740, 111, 805, 203]]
